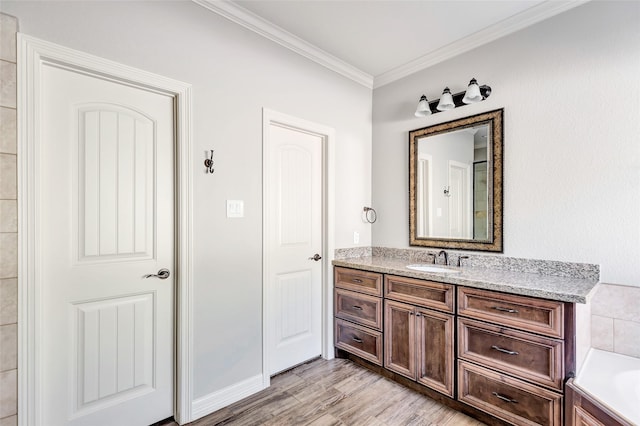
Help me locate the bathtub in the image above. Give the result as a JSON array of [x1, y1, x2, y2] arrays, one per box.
[[573, 348, 640, 425]]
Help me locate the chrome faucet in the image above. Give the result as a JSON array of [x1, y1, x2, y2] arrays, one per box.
[[438, 250, 448, 266]]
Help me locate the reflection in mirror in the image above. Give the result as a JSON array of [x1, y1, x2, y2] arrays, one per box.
[[410, 109, 502, 252], [416, 124, 490, 240]]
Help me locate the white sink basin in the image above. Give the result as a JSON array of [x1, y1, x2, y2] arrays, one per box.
[[406, 264, 461, 274]]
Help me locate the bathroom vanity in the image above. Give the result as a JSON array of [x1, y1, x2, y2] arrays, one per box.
[[332, 255, 599, 426]]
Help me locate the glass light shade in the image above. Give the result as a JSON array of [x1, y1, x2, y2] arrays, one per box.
[[436, 87, 455, 111], [414, 95, 431, 117], [462, 78, 482, 104]]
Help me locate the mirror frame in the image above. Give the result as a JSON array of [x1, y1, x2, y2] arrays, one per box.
[[409, 108, 503, 252]]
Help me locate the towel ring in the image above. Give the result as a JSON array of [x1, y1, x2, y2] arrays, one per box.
[[363, 207, 377, 224]]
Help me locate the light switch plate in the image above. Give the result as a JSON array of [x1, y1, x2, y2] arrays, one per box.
[[227, 200, 244, 218]]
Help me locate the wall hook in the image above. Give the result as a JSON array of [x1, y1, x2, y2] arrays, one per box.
[[363, 207, 377, 224], [204, 150, 214, 174]]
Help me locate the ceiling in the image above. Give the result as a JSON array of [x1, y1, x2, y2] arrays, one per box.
[[195, 0, 587, 88]]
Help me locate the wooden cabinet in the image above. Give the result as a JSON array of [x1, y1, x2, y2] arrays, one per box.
[[384, 276, 454, 397], [334, 267, 384, 365], [458, 361, 563, 426], [458, 318, 564, 390], [335, 318, 382, 365], [335, 288, 382, 330], [334, 267, 382, 296], [458, 286, 564, 338], [565, 379, 633, 426], [385, 274, 454, 313], [458, 287, 568, 426], [334, 266, 576, 426]]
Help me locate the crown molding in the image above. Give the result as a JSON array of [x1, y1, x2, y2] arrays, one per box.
[[373, 0, 590, 88], [193, 0, 374, 89]]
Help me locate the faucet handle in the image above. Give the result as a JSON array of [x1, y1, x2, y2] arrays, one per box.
[[457, 256, 470, 267]]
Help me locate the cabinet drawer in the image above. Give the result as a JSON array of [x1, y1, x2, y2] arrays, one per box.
[[458, 287, 564, 338], [385, 275, 454, 313], [458, 361, 563, 426], [459, 318, 564, 390], [335, 319, 383, 365], [335, 267, 382, 296], [335, 289, 382, 330]]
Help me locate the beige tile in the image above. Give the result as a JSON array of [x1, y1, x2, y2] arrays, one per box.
[[0, 107, 16, 154], [0, 415, 17, 426], [591, 315, 614, 352], [0, 61, 16, 109], [0, 234, 17, 279], [0, 201, 16, 233], [0, 14, 17, 63], [0, 324, 16, 371], [0, 369, 16, 418], [614, 319, 640, 358], [591, 283, 640, 322], [0, 154, 16, 199], [0, 279, 17, 325]]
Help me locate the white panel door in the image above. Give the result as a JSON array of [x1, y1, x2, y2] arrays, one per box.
[[448, 161, 472, 239], [267, 123, 323, 375], [40, 63, 174, 426]]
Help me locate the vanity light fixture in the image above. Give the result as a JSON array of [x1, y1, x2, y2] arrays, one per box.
[[462, 78, 483, 104], [414, 78, 491, 118], [414, 95, 431, 117], [436, 87, 455, 111]]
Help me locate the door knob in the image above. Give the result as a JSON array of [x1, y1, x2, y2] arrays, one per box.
[[143, 268, 171, 279], [308, 254, 322, 261]]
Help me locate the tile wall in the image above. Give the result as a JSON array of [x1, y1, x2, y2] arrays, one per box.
[[0, 12, 18, 426], [591, 283, 640, 359]]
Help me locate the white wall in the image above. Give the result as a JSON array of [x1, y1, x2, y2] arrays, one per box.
[[372, 1, 640, 287], [0, 1, 372, 400]]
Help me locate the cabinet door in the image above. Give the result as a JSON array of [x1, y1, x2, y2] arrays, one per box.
[[384, 300, 415, 380], [416, 308, 454, 397]]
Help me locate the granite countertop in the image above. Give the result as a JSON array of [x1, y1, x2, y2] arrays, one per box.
[[332, 256, 599, 303]]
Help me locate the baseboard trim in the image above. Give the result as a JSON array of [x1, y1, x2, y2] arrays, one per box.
[[191, 374, 266, 421]]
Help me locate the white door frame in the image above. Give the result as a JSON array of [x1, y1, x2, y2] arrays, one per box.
[[17, 35, 194, 425], [262, 109, 335, 387]]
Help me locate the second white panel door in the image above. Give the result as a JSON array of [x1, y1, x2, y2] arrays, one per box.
[[266, 123, 323, 375]]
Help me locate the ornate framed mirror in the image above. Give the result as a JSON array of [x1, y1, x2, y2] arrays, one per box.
[[409, 109, 503, 252]]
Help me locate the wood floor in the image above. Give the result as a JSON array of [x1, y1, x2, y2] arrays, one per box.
[[176, 357, 486, 426]]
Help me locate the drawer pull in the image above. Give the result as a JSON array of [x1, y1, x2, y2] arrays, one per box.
[[351, 337, 363, 343], [491, 345, 519, 356], [492, 392, 518, 404], [493, 306, 519, 314], [352, 305, 363, 310], [352, 278, 363, 283]]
